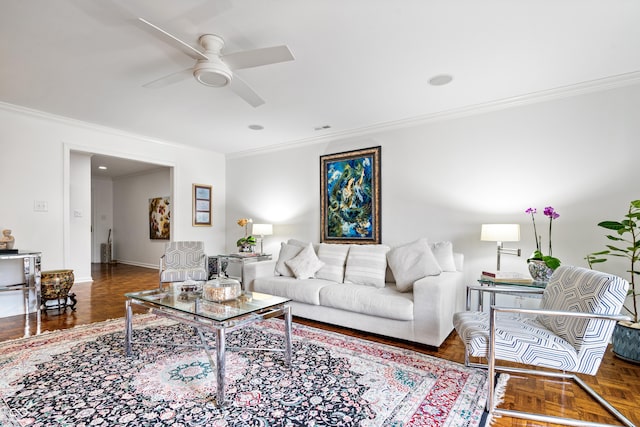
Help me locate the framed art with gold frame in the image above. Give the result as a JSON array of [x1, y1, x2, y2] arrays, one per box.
[[320, 146, 381, 244], [193, 184, 212, 226]]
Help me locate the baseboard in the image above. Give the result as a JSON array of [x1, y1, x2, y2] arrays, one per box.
[[113, 260, 157, 270]]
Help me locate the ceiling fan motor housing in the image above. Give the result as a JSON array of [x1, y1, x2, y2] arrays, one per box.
[[194, 34, 232, 87], [194, 58, 232, 87]]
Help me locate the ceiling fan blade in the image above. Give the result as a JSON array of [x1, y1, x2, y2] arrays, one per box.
[[138, 18, 208, 61], [223, 45, 294, 70], [143, 68, 192, 89], [229, 74, 265, 108]]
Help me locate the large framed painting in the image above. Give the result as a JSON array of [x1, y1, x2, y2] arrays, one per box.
[[193, 184, 212, 226], [149, 196, 170, 240], [320, 146, 381, 244]]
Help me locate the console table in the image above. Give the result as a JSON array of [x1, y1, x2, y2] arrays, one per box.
[[0, 250, 42, 336]]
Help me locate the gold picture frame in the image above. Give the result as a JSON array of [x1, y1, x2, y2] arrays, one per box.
[[193, 184, 212, 226], [320, 146, 381, 244]]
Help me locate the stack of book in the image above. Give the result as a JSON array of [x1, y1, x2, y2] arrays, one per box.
[[480, 270, 533, 284]]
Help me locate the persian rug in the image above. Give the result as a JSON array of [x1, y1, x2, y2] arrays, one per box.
[[0, 315, 507, 426]]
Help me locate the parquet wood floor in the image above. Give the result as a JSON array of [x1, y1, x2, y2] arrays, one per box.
[[1, 263, 638, 426]]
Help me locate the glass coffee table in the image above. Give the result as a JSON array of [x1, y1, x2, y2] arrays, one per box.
[[124, 289, 292, 406]]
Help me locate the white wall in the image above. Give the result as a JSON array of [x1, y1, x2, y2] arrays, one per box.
[[226, 82, 640, 293], [69, 151, 92, 282], [91, 176, 114, 263], [0, 102, 227, 277], [113, 168, 172, 268]]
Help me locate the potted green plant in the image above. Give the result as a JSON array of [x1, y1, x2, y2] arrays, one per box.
[[586, 200, 640, 363], [236, 218, 256, 252]]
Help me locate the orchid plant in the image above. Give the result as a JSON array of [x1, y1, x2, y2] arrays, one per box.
[[526, 206, 561, 270], [236, 218, 256, 249]]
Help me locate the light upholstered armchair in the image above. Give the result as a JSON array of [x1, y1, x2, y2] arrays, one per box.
[[159, 241, 208, 289], [454, 265, 634, 427]]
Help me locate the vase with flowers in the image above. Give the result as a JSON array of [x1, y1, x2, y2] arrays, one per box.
[[525, 206, 561, 282], [236, 218, 256, 252]]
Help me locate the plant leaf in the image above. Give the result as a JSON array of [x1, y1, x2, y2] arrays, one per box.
[[598, 221, 625, 230]]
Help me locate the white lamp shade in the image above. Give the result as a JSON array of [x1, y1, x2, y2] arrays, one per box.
[[252, 223, 273, 236], [481, 224, 520, 242]]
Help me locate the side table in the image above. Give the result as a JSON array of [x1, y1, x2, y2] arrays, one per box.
[[216, 253, 272, 290], [468, 278, 547, 311]]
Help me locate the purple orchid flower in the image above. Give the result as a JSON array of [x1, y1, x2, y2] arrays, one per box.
[[543, 206, 560, 220]]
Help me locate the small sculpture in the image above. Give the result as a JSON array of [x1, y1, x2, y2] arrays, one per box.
[[0, 229, 15, 250]]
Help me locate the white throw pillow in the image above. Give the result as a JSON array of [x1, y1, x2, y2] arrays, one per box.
[[344, 244, 390, 288], [430, 241, 457, 272], [315, 243, 350, 282], [285, 244, 325, 279], [387, 239, 442, 292], [275, 242, 304, 277]]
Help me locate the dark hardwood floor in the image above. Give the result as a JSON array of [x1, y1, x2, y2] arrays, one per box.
[[1, 263, 638, 427]]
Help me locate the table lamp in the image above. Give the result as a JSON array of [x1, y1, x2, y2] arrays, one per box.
[[252, 223, 273, 255], [481, 224, 521, 271]]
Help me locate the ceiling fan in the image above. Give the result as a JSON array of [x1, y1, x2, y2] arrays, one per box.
[[138, 18, 295, 107]]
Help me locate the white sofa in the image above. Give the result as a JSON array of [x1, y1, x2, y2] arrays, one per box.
[[244, 239, 465, 347]]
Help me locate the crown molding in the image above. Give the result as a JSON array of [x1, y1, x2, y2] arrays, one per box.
[[228, 70, 640, 159], [0, 101, 192, 151]]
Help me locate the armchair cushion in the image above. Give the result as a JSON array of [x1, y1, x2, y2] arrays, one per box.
[[538, 265, 629, 355], [160, 241, 207, 283], [454, 311, 580, 371]]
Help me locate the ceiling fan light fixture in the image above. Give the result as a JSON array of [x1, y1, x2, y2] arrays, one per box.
[[194, 59, 232, 87]]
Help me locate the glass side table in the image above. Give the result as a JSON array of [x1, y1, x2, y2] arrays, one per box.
[[468, 278, 547, 311], [214, 253, 272, 290]]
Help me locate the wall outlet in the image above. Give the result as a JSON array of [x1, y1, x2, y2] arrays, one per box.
[[34, 200, 48, 212]]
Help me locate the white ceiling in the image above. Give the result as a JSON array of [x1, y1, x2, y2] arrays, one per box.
[[2, 0, 640, 157]]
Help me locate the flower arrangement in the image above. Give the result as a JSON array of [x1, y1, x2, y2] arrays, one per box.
[[236, 218, 256, 250], [525, 206, 561, 270]]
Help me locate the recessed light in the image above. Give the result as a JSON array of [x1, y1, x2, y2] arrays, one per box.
[[428, 74, 453, 86], [248, 124, 264, 130], [98, 166, 108, 170]]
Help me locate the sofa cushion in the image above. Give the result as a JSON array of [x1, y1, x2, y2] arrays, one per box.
[[319, 283, 414, 321], [286, 244, 324, 279], [387, 239, 441, 292], [344, 244, 390, 288], [275, 242, 305, 277], [316, 243, 350, 283], [253, 276, 333, 305], [430, 241, 457, 272]]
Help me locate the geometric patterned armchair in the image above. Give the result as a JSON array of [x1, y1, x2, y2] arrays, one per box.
[[453, 265, 633, 427], [159, 241, 208, 288]]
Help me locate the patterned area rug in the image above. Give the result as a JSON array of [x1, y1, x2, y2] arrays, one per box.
[[0, 315, 507, 426]]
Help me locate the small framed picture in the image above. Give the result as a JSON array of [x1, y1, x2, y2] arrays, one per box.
[[193, 184, 212, 226]]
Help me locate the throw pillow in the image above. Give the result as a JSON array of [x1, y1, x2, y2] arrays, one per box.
[[430, 241, 457, 272], [344, 244, 390, 288], [387, 239, 442, 292], [275, 242, 304, 277], [285, 244, 325, 279], [287, 239, 310, 248], [316, 243, 350, 282]]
